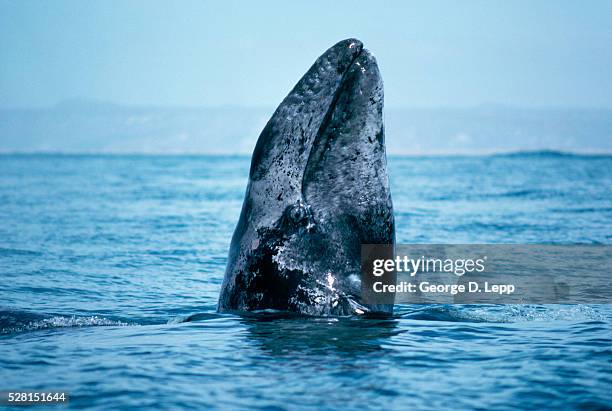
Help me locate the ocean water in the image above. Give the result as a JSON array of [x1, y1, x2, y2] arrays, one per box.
[[1, 153, 611, 410]]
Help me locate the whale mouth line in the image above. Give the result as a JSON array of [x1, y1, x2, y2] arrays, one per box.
[[319, 44, 364, 128], [301, 46, 366, 192]]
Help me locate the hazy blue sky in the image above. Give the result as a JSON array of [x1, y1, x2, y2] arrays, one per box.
[[1, 0, 611, 108]]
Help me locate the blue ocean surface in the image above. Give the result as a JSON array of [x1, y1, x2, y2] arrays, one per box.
[[1, 152, 611, 410]]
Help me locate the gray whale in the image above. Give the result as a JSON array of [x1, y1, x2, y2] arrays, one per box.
[[218, 39, 395, 315]]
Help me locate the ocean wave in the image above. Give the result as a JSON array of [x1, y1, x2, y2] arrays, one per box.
[[0, 247, 43, 257], [549, 206, 612, 214], [397, 304, 606, 323], [489, 150, 612, 159], [0, 309, 130, 335]]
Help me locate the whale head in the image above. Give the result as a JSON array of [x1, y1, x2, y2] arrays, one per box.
[[218, 39, 395, 316]]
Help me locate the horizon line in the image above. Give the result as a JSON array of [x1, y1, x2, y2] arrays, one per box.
[[2, 149, 611, 158]]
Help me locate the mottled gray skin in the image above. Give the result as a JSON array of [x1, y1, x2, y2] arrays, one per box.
[[218, 39, 395, 316]]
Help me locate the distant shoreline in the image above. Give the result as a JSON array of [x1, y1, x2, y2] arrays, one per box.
[[2, 104, 611, 155]]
